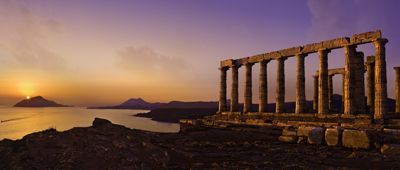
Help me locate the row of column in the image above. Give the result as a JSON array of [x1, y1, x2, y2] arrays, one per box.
[[218, 39, 389, 121]]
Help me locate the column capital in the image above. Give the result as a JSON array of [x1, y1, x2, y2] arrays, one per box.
[[219, 66, 229, 71], [230, 64, 241, 69], [344, 44, 357, 49], [296, 53, 308, 58], [276, 57, 288, 61], [318, 49, 331, 54], [244, 62, 255, 67], [373, 38, 388, 47], [260, 59, 271, 64]]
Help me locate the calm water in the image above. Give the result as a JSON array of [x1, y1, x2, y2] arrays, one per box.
[[0, 106, 180, 140]]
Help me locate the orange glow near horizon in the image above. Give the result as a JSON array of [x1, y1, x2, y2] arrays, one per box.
[[17, 81, 37, 98]]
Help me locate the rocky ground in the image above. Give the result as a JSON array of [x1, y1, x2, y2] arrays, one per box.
[[0, 118, 399, 169]]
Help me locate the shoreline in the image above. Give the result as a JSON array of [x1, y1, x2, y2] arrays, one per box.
[[134, 107, 217, 123], [1, 118, 399, 169]]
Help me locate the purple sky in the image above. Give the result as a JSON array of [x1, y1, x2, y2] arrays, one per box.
[[0, 0, 399, 106]]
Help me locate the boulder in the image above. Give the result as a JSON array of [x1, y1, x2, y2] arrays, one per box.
[[325, 128, 343, 146], [381, 144, 400, 155], [278, 135, 297, 143], [342, 129, 371, 149], [307, 127, 325, 145], [92, 118, 112, 127]]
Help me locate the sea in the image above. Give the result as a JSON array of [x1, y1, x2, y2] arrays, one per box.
[[0, 106, 180, 140]]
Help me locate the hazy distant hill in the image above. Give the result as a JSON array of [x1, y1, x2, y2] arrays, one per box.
[[88, 98, 218, 110], [88, 98, 164, 110], [14, 96, 69, 107]]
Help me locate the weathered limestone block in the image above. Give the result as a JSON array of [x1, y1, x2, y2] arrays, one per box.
[[248, 54, 263, 63], [279, 47, 301, 57], [350, 30, 381, 44], [297, 126, 313, 137], [321, 37, 349, 49], [307, 127, 325, 145], [302, 42, 323, 54], [325, 128, 343, 146], [278, 135, 297, 143], [282, 129, 296, 136], [381, 144, 400, 155], [342, 129, 371, 149]]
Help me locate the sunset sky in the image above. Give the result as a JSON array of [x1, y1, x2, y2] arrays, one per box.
[[0, 0, 399, 106]]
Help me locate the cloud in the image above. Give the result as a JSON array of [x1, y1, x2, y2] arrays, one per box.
[[115, 46, 189, 76], [0, 0, 66, 71], [307, 0, 400, 39]]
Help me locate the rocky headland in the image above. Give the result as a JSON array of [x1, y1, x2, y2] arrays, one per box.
[[0, 118, 399, 169]]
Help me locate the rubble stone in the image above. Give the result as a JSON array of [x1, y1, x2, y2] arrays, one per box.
[[342, 129, 371, 149]]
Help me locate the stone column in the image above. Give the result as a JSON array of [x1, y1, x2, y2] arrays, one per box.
[[394, 67, 400, 112], [344, 45, 357, 115], [374, 39, 388, 121], [328, 74, 333, 112], [366, 56, 375, 115], [259, 60, 269, 112], [342, 74, 345, 113], [318, 49, 330, 114], [230, 65, 240, 112], [313, 75, 319, 111], [355, 52, 365, 114], [244, 62, 254, 113], [276, 57, 286, 113], [218, 67, 228, 113], [295, 54, 306, 113]]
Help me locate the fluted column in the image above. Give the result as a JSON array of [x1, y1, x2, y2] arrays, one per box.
[[366, 56, 375, 115], [344, 45, 357, 115], [218, 67, 228, 113], [295, 54, 306, 113], [230, 65, 240, 112], [342, 74, 345, 113], [259, 60, 269, 112], [355, 52, 365, 114], [313, 75, 319, 111], [244, 62, 254, 113], [394, 67, 400, 112], [276, 57, 286, 113], [328, 75, 333, 112], [374, 39, 388, 121], [318, 49, 330, 114]]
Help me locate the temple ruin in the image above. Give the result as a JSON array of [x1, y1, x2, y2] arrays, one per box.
[[216, 30, 398, 126], [180, 30, 400, 152]]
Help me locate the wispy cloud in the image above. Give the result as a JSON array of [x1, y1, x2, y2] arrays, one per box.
[[115, 46, 189, 76], [307, 0, 400, 39], [0, 0, 66, 71]]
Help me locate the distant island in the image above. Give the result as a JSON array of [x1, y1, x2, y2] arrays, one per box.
[[14, 96, 70, 107], [87, 98, 217, 110], [87, 98, 163, 110]]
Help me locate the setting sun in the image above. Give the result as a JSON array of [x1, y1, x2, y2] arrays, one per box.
[[26, 96, 30, 100]]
